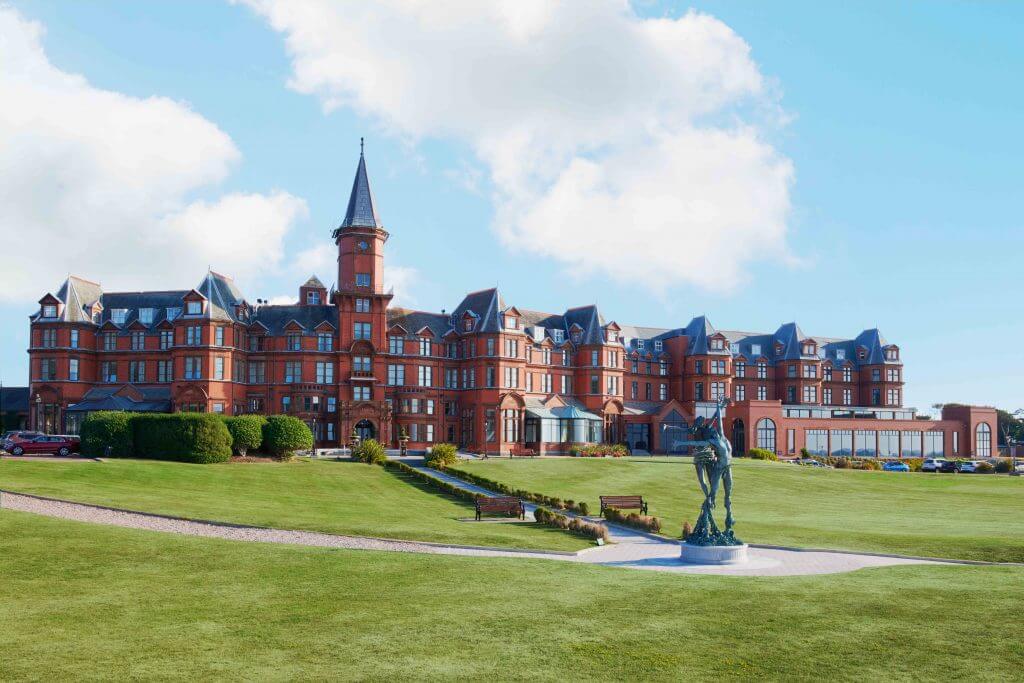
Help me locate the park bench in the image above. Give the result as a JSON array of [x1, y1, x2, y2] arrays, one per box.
[[510, 444, 536, 457], [475, 496, 525, 521], [599, 495, 648, 516]]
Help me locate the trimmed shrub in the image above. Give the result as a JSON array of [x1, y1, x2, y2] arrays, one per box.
[[569, 443, 629, 458], [682, 521, 693, 539], [221, 415, 266, 455], [382, 459, 481, 504], [353, 438, 387, 465], [747, 448, 778, 461], [424, 442, 458, 468], [799, 447, 811, 459], [534, 506, 608, 543], [261, 415, 313, 459], [603, 506, 663, 534], [833, 457, 851, 469], [578, 501, 590, 516], [132, 413, 232, 464], [80, 411, 134, 458], [446, 466, 592, 516], [994, 459, 1012, 474], [975, 461, 995, 474]]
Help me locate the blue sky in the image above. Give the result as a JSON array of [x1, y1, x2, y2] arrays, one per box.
[[1, 1, 1021, 413]]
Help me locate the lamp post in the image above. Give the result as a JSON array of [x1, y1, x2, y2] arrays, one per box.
[[35, 393, 42, 434]]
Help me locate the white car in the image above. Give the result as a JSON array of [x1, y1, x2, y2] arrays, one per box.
[[921, 458, 944, 473], [959, 461, 981, 473]]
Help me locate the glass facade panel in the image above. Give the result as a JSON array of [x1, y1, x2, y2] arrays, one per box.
[[901, 430, 922, 458], [829, 430, 852, 457], [805, 429, 828, 456], [924, 431, 944, 458], [854, 430, 877, 457]]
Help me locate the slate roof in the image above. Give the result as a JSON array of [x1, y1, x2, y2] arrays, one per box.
[[250, 305, 336, 335], [337, 147, 382, 231], [562, 305, 606, 345], [302, 275, 326, 289], [450, 288, 505, 333], [387, 308, 450, 337], [66, 386, 171, 413], [0, 386, 29, 413]]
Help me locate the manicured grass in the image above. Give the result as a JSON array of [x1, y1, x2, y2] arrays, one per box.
[[0, 458, 586, 551], [1, 509, 1022, 680], [454, 457, 1024, 562]]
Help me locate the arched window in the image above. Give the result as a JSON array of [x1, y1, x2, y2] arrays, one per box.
[[756, 418, 776, 452], [975, 423, 991, 458]]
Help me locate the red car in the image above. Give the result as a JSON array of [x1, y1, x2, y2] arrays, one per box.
[[8, 434, 80, 457]]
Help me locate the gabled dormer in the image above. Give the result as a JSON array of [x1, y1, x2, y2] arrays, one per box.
[[708, 332, 728, 352], [300, 275, 327, 306], [856, 345, 868, 362], [461, 310, 479, 333], [604, 321, 621, 344], [182, 289, 207, 317], [884, 345, 900, 362], [800, 339, 817, 357], [502, 306, 522, 331], [37, 293, 63, 321], [569, 322, 584, 344]]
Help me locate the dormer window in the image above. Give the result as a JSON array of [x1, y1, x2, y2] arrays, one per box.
[[571, 331, 581, 343], [885, 348, 899, 361], [42, 304, 57, 318], [111, 309, 128, 325], [307, 290, 321, 305], [835, 349, 845, 361], [167, 307, 181, 321], [186, 301, 202, 315], [710, 338, 725, 351], [463, 318, 473, 332], [858, 348, 867, 361], [606, 330, 617, 343], [139, 308, 154, 325], [637, 340, 645, 350], [505, 315, 518, 330], [552, 329, 564, 343], [802, 343, 815, 356], [654, 340, 663, 351], [751, 343, 761, 356]]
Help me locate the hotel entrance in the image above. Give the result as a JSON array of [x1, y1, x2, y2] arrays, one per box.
[[625, 423, 651, 452]]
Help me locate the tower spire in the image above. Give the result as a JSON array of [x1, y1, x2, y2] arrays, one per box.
[[336, 138, 381, 233]]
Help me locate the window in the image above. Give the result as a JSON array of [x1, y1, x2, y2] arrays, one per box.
[[541, 373, 552, 393], [355, 273, 371, 288], [802, 386, 817, 404], [248, 361, 265, 384], [842, 367, 852, 382], [103, 332, 116, 351], [823, 388, 832, 404], [590, 374, 599, 394], [735, 362, 746, 378], [541, 349, 551, 365], [249, 335, 265, 352], [284, 361, 302, 383], [316, 333, 333, 351], [214, 357, 225, 380], [659, 361, 667, 376], [420, 338, 431, 356], [787, 364, 797, 378], [757, 385, 767, 400], [234, 359, 244, 383], [486, 367, 496, 387], [842, 388, 852, 406], [355, 298, 370, 313], [786, 386, 797, 403], [131, 331, 145, 350], [976, 423, 991, 457], [184, 357, 201, 380], [734, 384, 745, 401], [38, 358, 56, 381], [953, 430, 959, 455], [645, 382, 653, 400], [158, 360, 172, 383], [830, 430, 852, 457], [353, 356, 371, 373], [606, 376, 619, 395], [886, 388, 900, 406], [711, 382, 725, 401], [464, 317, 474, 332], [126, 360, 144, 383], [42, 304, 57, 318], [710, 338, 724, 351], [157, 330, 171, 350], [871, 388, 881, 406], [505, 315, 517, 329], [854, 430, 877, 457], [327, 397, 337, 413], [654, 340, 663, 351], [823, 366, 833, 382], [69, 358, 79, 381], [306, 290, 321, 305], [802, 364, 817, 379], [503, 409, 519, 442], [901, 431, 922, 458], [485, 409, 496, 442], [284, 333, 300, 351], [69, 329, 79, 348], [212, 327, 223, 346], [787, 428, 796, 453], [637, 339, 645, 350], [503, 367, 518, 389], [924, 431, 944, 458], [751, 344, 762, 356], [354, 323, 371, 340], [387, 364, 405, 386], [186, 326, 201, 346], [608, 351, 618, 368], [885, 347, 899, 361], [878, 430, 898, 457], [353, 386, 370, 401], [166, 307, 182, 321], [425, 424, 435, 443], [802, 343, 815, 356], [315, 362, 334, 384], [886, 368, 900, 382], [711, 360, 726, 375], [486, 338, 496, 357], [694, 360, 704, 374], [756, 363, 767, 379], [389, 336, 403, 354], [504, 339, 518, 358], [756, 418, 776, 452], [418, 365, 433, 387], [101, 361, 117, 383], [109, 308, 128, 325], [659, 383, 668, 401], [872, 368, 881, 382], [282, 396, 292, 412], [463, 368, 476, 389], [186, 300, 202, 315], [805, 429, 828, 456], [562, 351, 571, 367], [561, 375, 570, 394], [694, 382, 704, 401]]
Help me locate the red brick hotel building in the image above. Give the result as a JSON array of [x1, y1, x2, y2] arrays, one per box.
[[27, 148, 996, 458]]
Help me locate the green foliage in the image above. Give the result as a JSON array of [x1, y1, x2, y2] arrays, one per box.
[[602, 506, 662, 534], [80, 411, 134, 458], [799, 447, 811, 459], [833, 457, 851, 469], [747, 447, 778, 461], [353, 438, 387, 464], [569, 443, 629, 457], [854, 458, 880, 471], [132, 413, 232, 464], [382, 459, 481, 504], [262, 415, 313, 459], [976, 461, 995, 474], [221, 415, 266, 455], [446, 466, 591, 516], [994, 459, 1012, 474], [424, 443, 458, 468], [533, 506, 608, 542], [901, 458, 924, 472]]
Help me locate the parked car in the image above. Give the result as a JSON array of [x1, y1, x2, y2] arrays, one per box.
[[7, 434, 80, 457], [939, 460, 961, 473], [1, 430, 43, 452], [921, 458, 944, 473], [798, 458, 828, 468], [882, 461, 910, 472], [958, 460, 981, 474]]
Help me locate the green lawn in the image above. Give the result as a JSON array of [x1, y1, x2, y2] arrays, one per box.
[[454, 457, 1024, 562], [1, 509, 1022, 681], [0, 458, 586, 551]]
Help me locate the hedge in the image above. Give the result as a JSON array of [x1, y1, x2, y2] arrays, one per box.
[[382, 460, 482, 503], [747, 448, 778, 461], [569, 443, 628, 458], [80, 411, 134, 458], [131, 413, 232, 464], [221, 415, 266, 455], [534, 506, 609, 543], [602, 506, 663, 534], [445, 466, 590, 516], [262, 415, 314, 459]]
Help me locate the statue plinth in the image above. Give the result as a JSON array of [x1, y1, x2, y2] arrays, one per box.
[[679, 542, 749, 565]]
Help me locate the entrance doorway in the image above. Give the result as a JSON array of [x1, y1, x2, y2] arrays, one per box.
[[355, 419, 376, 443], [625, 423, 650, 452], [732, 419, 745, 455]]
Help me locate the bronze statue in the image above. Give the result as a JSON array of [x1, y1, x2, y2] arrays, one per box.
[[680, 398, 741, 546]]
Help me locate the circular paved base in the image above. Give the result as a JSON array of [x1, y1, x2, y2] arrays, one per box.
[[679, 542, 749, 565]]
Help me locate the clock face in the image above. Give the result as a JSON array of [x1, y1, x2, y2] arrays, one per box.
[[357, 240, 369, 252]]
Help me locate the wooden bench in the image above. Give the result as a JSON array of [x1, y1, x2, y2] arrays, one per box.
[[510, 444, 536, 457], [475, 496, 525, 521], [600, 495, 648, 516]]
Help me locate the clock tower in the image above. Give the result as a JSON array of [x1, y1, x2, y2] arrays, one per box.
[[332, 140, 393, 353]]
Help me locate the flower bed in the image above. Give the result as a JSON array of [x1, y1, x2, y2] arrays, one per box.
[[568, 443, 629, 458]]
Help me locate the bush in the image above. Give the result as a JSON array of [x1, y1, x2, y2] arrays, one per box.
[[578, 501, 590, 516], [424, 442, 458, 468], [221, 415, 266, 456], [902, 457, 924, 472], [534, 506, 608, 543], [569, 443, 629, 458], [976, 461, 995, 474], [603, 506, 663, 534], [682, 521, 693, 539], [353, 438, 387, 464], [833, 457, 851, 469], [799, 447, 811, 459], [80, 411, 134, 458], [747, 448, 778, 461], [261, 415, 313, 459], [854, 458, 880, 471], [446, 466, 592, 516], [994, 459, 1013, 474], [132, 413, 232, 464]]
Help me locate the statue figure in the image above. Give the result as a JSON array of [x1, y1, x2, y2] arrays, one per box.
[[679, 398, 741, 546]]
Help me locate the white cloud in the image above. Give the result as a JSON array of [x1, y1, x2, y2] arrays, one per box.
[[242, 0, 794, 292], [0, 6, 306, 302], [289, 243, 420, 307]]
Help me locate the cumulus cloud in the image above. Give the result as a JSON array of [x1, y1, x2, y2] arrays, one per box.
[[0, 6, 306, 302], [242, 0, 794, 293]]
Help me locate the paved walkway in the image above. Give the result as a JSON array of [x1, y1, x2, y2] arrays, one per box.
[[1, 470, 955, 577]]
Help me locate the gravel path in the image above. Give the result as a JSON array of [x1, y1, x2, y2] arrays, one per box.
[[2, 483, 962, 576]]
